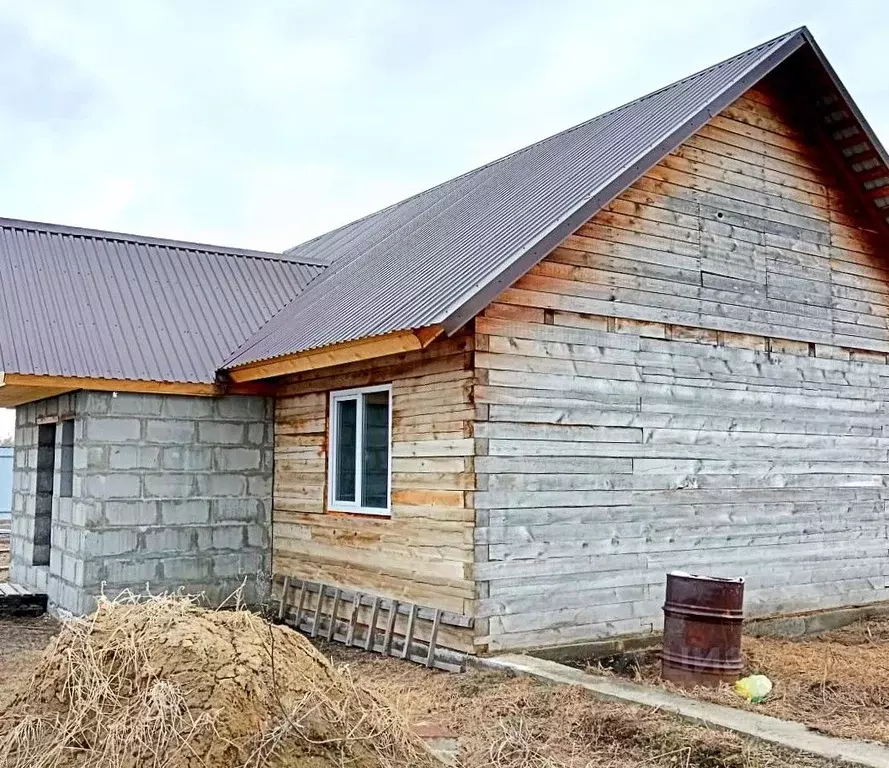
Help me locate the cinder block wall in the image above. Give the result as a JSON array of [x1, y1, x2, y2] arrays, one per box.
[[10, 391, 273, 614]]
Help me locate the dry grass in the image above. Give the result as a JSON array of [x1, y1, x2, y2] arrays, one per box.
[[0, 590, 440, 768], [595, 617, 889, 746], [322, 642, 845, 768]]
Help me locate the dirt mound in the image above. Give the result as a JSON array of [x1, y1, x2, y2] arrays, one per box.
[[0, 592, 440, 768]]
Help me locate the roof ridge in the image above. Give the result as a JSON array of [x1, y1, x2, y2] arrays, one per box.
[[285, 27, 804, 258], [0, 216, 327, 267]]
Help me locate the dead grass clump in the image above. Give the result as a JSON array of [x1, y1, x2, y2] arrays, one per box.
[[0, 591, 440, 768], [598, 618, 889, 746], [718, 622, 889, 744], [329, 649, 834, 768]]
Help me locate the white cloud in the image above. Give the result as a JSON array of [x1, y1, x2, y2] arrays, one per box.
[[0, 0, 886, 253]]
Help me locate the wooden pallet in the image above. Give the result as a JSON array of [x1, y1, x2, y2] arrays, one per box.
[[0, 583, 47, 617], [276, 576, 470, 673]]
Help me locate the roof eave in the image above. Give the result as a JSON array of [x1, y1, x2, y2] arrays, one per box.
[[225, 325, 445, 383], [0, 372, 278, 406]]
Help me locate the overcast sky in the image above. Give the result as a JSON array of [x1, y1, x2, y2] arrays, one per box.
[[1, 0, 888, 438]]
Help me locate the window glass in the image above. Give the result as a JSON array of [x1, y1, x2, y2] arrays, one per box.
[[361, 390, 390, 509], [59, 419, 74, 498], [334, 398, 357, 502], [328, 385, 392, 514]]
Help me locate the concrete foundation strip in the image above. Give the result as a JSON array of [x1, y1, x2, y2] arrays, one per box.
[[478, 654, 889, 768]]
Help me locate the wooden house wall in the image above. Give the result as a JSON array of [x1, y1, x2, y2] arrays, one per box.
[[272, 332, 476, 652], [473, 79, 889, 652]]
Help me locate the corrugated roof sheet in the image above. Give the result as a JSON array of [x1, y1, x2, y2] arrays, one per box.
[[225, 28, 809, 369], [0, 218, 324, 383]]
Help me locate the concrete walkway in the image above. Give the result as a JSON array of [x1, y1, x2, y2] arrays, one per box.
[[479, 654, 889, 768]]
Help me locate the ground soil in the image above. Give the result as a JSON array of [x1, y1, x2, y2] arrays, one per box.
[[0, 615, 58, 711], [321, 641, 848, 768], [0, 610, 853, 768], [593, 616, 889, 746]]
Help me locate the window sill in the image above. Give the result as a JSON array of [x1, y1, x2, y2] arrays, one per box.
[[327, 506, 392, 518]]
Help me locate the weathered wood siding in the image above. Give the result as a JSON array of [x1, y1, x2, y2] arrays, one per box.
[[474, 79, 889, 652], [273, 333, 476, 651]]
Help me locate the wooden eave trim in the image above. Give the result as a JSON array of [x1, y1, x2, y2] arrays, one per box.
[[225, 326, 446, 383], [1, 373, 220, 397]]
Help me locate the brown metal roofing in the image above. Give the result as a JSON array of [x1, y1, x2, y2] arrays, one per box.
[[225, 29, 817, 370], [0, 218, 324, 383]]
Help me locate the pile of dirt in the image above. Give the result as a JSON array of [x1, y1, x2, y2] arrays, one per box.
[[0, 592, 440, 768]]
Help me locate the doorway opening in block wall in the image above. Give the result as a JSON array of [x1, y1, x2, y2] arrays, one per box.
[[33, 423, 56, 566]]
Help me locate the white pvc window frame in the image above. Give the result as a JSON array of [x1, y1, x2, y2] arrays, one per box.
[[327, 383, 393, 516]]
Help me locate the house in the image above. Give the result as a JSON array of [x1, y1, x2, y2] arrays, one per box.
[[4, 27, 889, 655]]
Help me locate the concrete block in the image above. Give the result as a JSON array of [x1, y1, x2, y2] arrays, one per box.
[[80, 391, 111, 414], [246, 524, 268, 548], [108, 393, 163, 416], [82, 559, 106, 586], [103, 500, 159, 526], [72, 501, 100, 527], [158, 499, 210, 525], [33, 567, 49, 593], [62, 553, 78, 583], [46, 577, 63, 608], [211, 553, 243, 577], [211, 525, 245, 551], [56, 392, 74, 415], [197, 422, 245, 445], [102, 557, 160, 585], [160, 556, 210, 583], [87, 529, 139, 556], [197, 474, 247, 498], [248, 475, 272, 498], [87, 417, 142, 443], [110, 445, 161, 470], [163, 397, 214, 419], [141, 527, 196, 554], [145, 419, 196, 444], [86, 445, 107, 469], [246, 423, 267, 445], [49, 546, 62, 575], [79, 592, 98, 616], [215, 397, 268, 420], [238, 550, 266, 575], [62, 526, 84, 553], [215, 448, 262, 472], [212, 499, 261, 522], [56, 498, 74, 525], [143, 473, 195, 498], [161, 446, 212, 472], [84, 474, 142, 500]]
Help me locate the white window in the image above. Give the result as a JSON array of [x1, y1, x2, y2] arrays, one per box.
[[328, 384, 392, 516]]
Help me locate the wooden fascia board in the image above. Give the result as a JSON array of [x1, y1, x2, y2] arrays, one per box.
[[225, 326, 445, 383], [0, 382, 76, 408], [0, 373, 219, 398]]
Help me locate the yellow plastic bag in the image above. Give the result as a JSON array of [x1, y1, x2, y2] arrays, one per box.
[[734, 674, 773, 703]]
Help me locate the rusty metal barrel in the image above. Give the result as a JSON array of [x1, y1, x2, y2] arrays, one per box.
[[661, 572, 744, 687]]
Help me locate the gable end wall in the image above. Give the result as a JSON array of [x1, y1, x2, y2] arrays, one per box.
[[473, 78, 889, 652]]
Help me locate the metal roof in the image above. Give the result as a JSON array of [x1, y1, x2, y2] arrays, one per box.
[[225, 28, 813, 370], [0, 218, 324, 383]]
